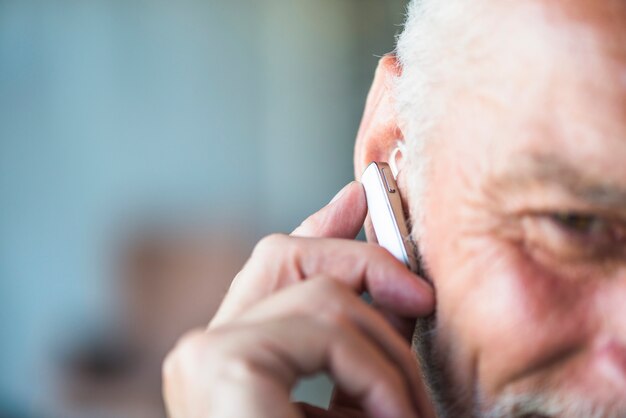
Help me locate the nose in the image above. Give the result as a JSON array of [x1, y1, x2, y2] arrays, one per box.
[[592, 271, 626, 389], [592, 337, 626, 389], [593, 267, 626, 331]]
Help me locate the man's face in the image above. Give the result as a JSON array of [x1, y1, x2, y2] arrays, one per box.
[[409, 1, 626, 417]]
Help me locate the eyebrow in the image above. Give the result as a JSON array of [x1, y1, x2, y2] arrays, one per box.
[[488, 153, 626, 210]]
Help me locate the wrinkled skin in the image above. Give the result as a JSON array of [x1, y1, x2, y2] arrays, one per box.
[[163, 183, 437, 418], [163, 1, 626, 417], [387, 1, 626, 416]]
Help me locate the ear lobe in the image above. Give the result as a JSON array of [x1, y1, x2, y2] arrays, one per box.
[[354, 54, 405, 180]]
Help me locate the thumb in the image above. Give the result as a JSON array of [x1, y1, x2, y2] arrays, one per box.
[[291, 181, 367, 239]]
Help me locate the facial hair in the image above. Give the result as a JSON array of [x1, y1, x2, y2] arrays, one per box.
[[411, 267, 626, 418], [410, 240, 478, 418]]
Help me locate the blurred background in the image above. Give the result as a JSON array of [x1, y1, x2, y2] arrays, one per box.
[[0, 1, 407, 417]]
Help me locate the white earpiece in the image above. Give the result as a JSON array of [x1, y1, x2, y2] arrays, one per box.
[[388, 140, 406, 179]]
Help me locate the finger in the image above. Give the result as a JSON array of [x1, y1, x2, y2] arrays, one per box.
[[375, 305, 418, 341], [211, 236, 434, 327], [237, 277, 435, 418], [227, 315, 420, 418], [168, 317, 418, 418], [330, 384, 435, 418], [164, 329, 305, 418], [291, 181, 367, 239], [295, 403, 353, 418]]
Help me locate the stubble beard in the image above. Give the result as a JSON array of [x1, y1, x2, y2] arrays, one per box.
[[412, 312, 625, 418], [412, 315, 478, 418]]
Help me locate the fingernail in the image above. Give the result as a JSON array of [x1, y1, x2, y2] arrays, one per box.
[[329, 182, 354, 204]]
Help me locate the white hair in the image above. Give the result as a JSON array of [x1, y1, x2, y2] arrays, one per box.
[[485, 390, 626, 418], [394, 0, 486, 239]]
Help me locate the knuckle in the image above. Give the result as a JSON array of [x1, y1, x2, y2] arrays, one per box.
[[305, 277, 338, 301], [216, 354, 263, 384], [311, 275, 338, 290], [365, 363, 407, 405], [252, 233, 289, 257], [303, 277, 357, 315], [297, 215, 322, 233], [369, 243, 395, 261], [309, 276, 353, 302], [317, 306, 354, 332], [310, 275, 344, 293], [166, 327, 261, 383], [162, 329, 206, 381], [177, 329, 208, 354]]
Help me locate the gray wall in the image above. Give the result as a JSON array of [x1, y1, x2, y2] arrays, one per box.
[[0, 1, 407, 415]]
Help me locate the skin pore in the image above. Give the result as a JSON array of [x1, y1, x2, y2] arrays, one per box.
[[390, 1, 626, 417]]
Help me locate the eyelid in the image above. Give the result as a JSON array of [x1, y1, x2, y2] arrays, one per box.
[[523, 213, 621, 255], [499, 190, 626, 221], [559, 214, 626, 239], [522, 209, 625, 228], [518, 212, 626, 280], [550, 213, 606, 234]]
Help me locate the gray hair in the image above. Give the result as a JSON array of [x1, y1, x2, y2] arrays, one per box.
[[398, 3, 626, 418], [395, 0, 485, 239]]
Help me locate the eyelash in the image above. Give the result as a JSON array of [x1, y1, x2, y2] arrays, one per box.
[[550, 213, 608, 236]]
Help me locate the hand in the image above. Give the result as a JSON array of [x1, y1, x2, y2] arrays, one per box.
[[162, 182, 436, 418]]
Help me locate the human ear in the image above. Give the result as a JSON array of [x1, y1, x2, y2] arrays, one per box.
[[354, 54, 416, 247], [354, 54, 406, 180]]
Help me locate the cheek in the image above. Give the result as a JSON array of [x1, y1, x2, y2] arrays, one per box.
[[433, 238, 596, 396]]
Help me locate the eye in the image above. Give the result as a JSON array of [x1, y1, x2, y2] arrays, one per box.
[[519, 210, 626, 277], [521, 212, 626, 265], [550, 213, 606, 235]]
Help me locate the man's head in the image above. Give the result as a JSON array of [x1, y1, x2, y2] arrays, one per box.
[[354, 1, 626, 417]]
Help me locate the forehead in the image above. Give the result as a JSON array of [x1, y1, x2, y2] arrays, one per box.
[[440, 0, 626, 183], [467, 0, 626, 106]]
